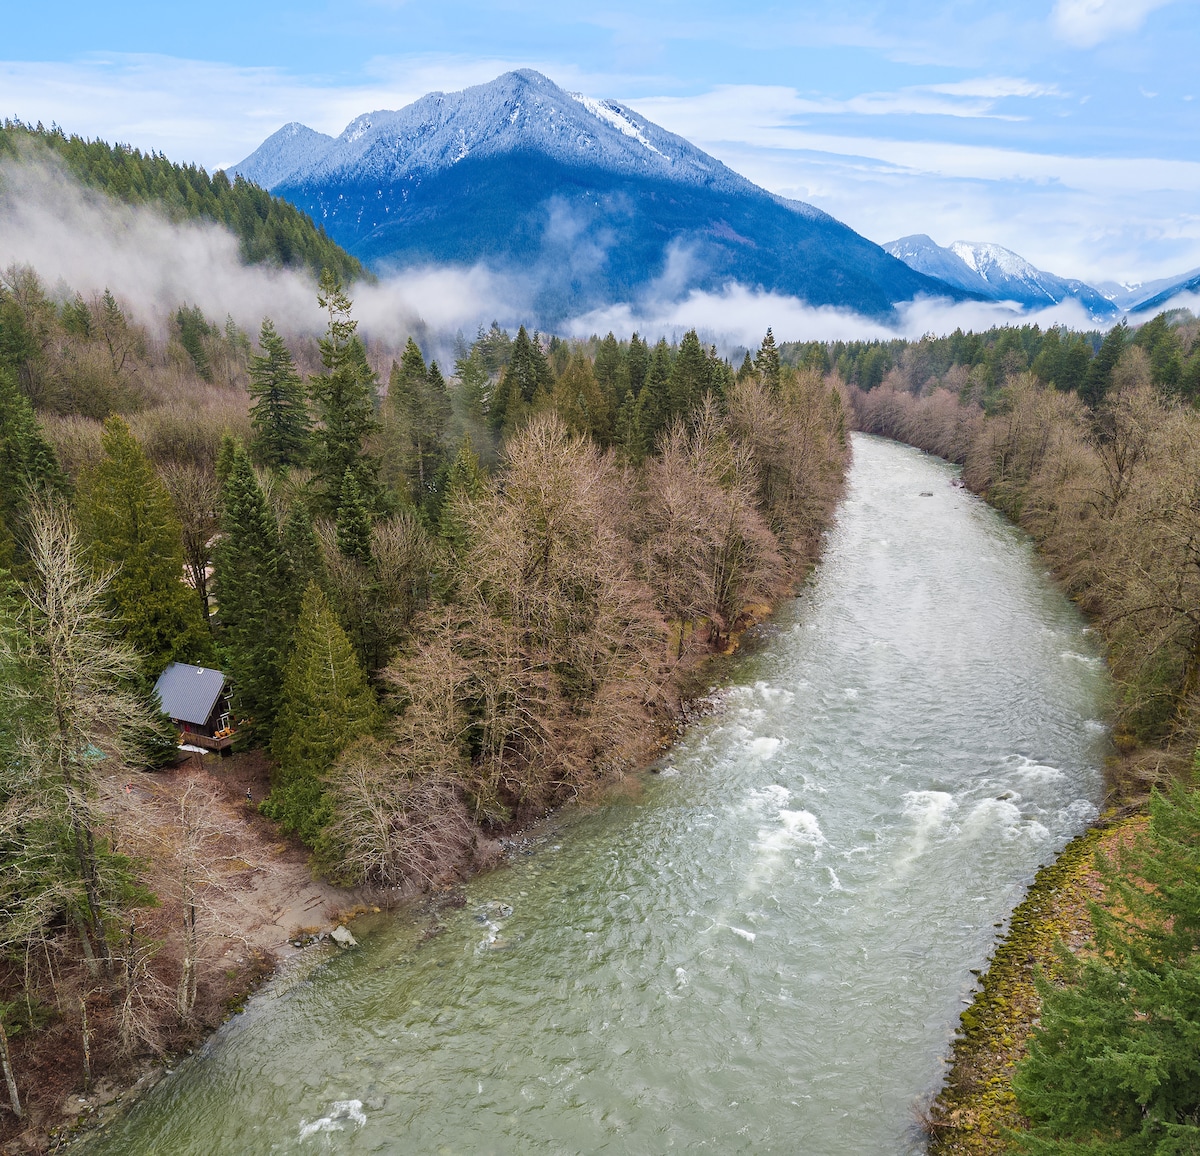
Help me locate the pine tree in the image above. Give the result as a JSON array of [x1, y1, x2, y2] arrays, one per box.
[[248, 318, 310, 470], [281, 503, 323, 619], [307, 272, 381, 516], [438, 433, 485, 554], [336, 469, 373, 564], [668, 329, 711, 420], [0, 367, 66, 567], [455, 345, 490, 419], [755, 328, 781, 391], [213, 447, 293, 743], [736, 351, 756, 382], [1080, 323, 1127, 409], [551, 349, 610, 442], [489, 325, 552, 436], [1013, 784, 1200, 1153], [627, 332, 650, 397], [78, 416, 210, 674], [383, 338, 451, 506], [593, 332, 628, 417], [265, 582, 379, 845]]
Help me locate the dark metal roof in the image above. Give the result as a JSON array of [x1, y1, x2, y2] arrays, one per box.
[[153, 663, 226, 726]]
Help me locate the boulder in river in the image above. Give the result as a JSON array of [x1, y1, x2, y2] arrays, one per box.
[[331, 925, 357, 948]]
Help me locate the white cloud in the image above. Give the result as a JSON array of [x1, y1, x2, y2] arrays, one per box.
[[1051, 0, 1179, 48], [564, 282, 1109, 350], [0, 155, 522, 344]]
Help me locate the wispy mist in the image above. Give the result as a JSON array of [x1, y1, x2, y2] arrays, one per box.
[[0, 153, 1127, 362]]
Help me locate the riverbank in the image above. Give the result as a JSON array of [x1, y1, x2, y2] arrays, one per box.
[[926, 808, 1146, 1152], [0, 582, 808, 1155], [844, 386, 1180, 1151]]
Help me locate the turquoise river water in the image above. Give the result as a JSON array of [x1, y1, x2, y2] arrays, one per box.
[[83, 434, 1110, 1154]]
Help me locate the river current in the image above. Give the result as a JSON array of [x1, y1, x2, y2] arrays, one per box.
[[85, 434, 1109, 1154]]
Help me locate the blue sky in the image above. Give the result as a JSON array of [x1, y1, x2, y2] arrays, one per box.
[[2, 0, 1198, 286]]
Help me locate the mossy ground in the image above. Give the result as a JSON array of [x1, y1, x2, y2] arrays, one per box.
[[927, 814, 1146, 1153]]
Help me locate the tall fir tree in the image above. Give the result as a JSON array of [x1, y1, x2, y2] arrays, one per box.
[[0, 367, 66, 569], [1080, 322, 1127, 409], [336, 468, 374, 564], [383, 337, 452, 507], [593, 332, 628, 417], [213, 447, 294, 743], [667, 329, 711, 420], [265, 582, 379, 845], [307, 271, 381, 516], [248, 318, 310, 470], [437, 433, 485, 556], [754, 328, 781, 391], [627, 332, 650, 397], [78, 416, 210, 674], [489, 325, 553, 436]]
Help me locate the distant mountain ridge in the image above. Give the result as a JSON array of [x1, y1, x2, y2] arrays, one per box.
[[882, 234, 1118, 319], [229, 70, 968, 323]]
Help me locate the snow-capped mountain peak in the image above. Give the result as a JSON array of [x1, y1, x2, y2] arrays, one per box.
[[883, 234, 1117, 318]]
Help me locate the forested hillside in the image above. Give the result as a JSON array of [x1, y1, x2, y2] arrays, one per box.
[[0, 121, 363, 283], [0, 247, 848, 1139], [846, 306, 1200, 1153], [784, 309, 1200, 409]]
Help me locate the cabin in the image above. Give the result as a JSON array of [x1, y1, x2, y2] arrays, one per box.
[[153, 662, 235, 754]]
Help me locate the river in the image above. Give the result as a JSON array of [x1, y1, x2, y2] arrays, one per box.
[[83, 434, 1110, 1154]]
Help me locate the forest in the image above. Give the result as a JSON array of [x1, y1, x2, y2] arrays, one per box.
[[848, 308, 1200, 1154], [0, 231, 848, 1138], [0, 121, 363, 284]]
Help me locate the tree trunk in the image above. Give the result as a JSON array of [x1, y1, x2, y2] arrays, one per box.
[[0, 1018, 22, 1119]]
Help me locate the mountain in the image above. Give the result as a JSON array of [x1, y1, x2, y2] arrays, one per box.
[[229, 70, 969, 323], [882, 234, 1118, 319], [1104, 267, 1200, 314], [233, 122, 335, 192]]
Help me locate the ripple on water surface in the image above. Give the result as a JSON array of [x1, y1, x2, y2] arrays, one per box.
[[82, 436, 1109, 1156]]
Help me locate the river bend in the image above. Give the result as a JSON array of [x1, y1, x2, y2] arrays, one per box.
[[84, 434, 1109, 1154]]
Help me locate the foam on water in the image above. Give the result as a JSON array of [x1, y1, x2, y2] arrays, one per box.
[[298, 1100, 367, 1141]]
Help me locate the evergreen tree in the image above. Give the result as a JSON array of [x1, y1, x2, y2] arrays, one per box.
[[1080, 323, 1127, 409], [627, 332, 650, 398], [175, 304, 213, 381], [78, 416, 210, 674], [247, 318, 310, 470], [265, 582, 379, 845], [593, 332, 628, 416], [667, 329, 711, 420], [213, 447, 293, 743], [551, 349, 610, 442], [280, 503, 323, 620], [336, 469, 373, 564], [489, 325, 552, 436], [307, 272, 381, 516], [755, 328, 781, 391], [736, 351, 756, 382], [438, 434, 485, 555], [614, 389, 647, 464], [383, 337, 451, 507], [1013, 783, 1200, 1153], [455, 344, 490, 420], [0, 367, 66, 568]]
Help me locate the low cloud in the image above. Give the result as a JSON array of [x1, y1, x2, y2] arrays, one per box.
[[0, 154, 525, 348], [564, 282, 1109, 350], [0, 153, 1126, 371]]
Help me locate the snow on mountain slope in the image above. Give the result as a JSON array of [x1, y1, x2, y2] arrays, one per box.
[[232, 122, 335, 191], [226, 70, 960, 322], [884, 234, 1117, 318]]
